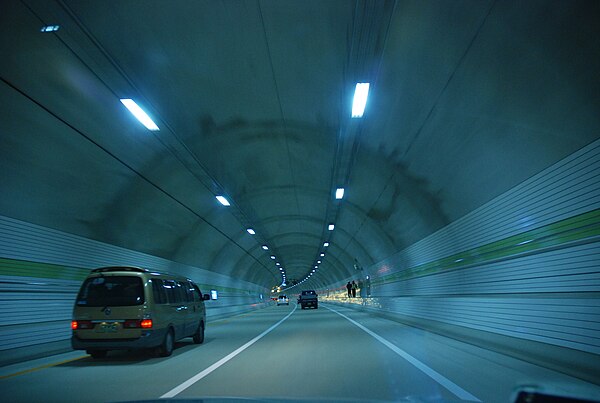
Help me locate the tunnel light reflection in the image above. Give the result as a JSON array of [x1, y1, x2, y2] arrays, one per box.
[[351, 83, 370, 118], [120, 99, 159, 131]]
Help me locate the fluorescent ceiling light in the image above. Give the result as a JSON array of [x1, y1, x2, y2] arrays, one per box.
[[351, 83, 370, 118], [335, 188, 345, 199], [320, 253, 325, 257], [215, 196, 230, 206], [120, 99, 159, 131], [40, 25, 60, 32], [317, 260, 321, 264], [262, 245, 269, 250], [271, 255, 276, 259], [276, 262, 280, 266], [323, 242, 329, 247], [247, 228, 256, 235], [328, 224, 335, 231]]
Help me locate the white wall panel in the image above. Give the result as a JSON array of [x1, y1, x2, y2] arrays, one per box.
[[326, 139, 600, 356], [0, 219, 267, 352]]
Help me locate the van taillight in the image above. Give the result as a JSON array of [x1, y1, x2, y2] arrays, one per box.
[[123, 319, 153, 329], [72, 320, 93, 330]]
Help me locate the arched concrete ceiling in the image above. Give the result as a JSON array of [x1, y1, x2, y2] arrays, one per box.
[[1, 0, 598, 290]]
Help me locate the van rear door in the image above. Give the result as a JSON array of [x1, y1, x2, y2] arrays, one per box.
[[73, 275, 145, 340]]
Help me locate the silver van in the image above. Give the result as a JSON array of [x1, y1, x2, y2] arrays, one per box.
[[71, 266, 210, 358]]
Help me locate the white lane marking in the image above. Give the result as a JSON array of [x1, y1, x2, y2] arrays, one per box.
[[325, 306, 482, 402], [161, 305, 297, 398]]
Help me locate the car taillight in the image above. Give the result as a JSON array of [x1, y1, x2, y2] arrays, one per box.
[[72, 320, 93, 330], [123, 319, 153, 329]]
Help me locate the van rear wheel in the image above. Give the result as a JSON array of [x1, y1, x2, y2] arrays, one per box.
[[193, 322, 205, 344], [157, 329, 174, 357]]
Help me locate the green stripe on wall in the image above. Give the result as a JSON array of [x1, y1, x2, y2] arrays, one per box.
[[371, 208, 600, 286], [0, 258, 89, 281], [0, 258, 256, 295]]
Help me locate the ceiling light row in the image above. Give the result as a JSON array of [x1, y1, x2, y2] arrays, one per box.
[[213, 194, 286, 280]]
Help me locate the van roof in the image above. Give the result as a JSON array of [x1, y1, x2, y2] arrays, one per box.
[[88, 266, 196, 284], [91, 266, 149, 273]]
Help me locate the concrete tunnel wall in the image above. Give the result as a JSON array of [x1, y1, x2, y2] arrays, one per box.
[[1, 137, 598, 375]]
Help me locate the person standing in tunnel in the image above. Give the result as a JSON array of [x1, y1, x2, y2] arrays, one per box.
[[351, 280, 357, 298], [346, 281, 352, 298]]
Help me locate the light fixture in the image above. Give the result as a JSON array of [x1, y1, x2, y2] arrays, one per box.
[[270, 255, 276, 260], [262, 245, 269, 250], [323, 242, 329, 247], [320, 253, 325, 257], [247, 228, 256, 235], [120, 99, 159, 131], [351, 82, 370, 118], [276, 262, 280, 266], [215, 196, 231, 206], [328, 224, 335, 231], [40, 25, 60, 32], [335, 188, 345, 200]]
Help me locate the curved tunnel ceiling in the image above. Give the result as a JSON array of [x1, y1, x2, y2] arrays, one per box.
[[1, 1, 599, 290]]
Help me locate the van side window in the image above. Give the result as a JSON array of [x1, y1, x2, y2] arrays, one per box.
[[163, 280, 178, 303], [184, 281, 195, 302], [151, 279, 167, 304], [175, 281, 190, 303], [192, 284, 202, 301], [172, 281, 186, 303]]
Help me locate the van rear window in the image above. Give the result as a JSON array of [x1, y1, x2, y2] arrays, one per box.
[[76, 276, 144, 306]]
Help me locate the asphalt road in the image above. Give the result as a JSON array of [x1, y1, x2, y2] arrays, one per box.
[[1, 303, 599, 403]]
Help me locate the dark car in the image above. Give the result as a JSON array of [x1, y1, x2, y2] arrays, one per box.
[[299, 290, 318, 309]]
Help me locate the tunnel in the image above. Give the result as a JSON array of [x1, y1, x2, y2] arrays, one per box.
[[1, 1, 599, 402]]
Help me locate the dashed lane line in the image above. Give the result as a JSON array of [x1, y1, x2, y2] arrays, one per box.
[[160, 304, 297, 398], [325, 305, 482, 402]]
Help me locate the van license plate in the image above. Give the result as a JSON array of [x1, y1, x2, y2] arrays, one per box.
[[97, 323, 118, 333]]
